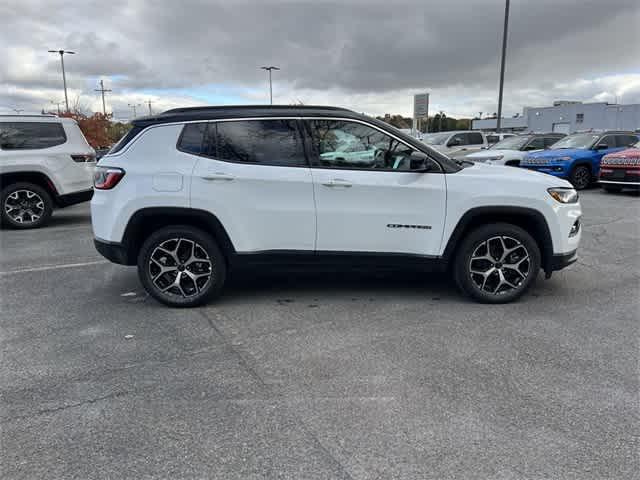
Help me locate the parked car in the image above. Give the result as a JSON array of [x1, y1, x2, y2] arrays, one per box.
[[0, 115, 95, 228], [485, 132, 516, 145], [520, 131, 639, 190], [421, 130, 488, 159], [466, 133, 566, 167], [599, 140, 640, 192], [92, 105, 581, 306]]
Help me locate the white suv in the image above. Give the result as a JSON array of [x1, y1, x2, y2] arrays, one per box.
[[1, 115, 95, 228], [91, 106, 582, 306], [422, 130, 488, 159], [465, 133, 566, 167]]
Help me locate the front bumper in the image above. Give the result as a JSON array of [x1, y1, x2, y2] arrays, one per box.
[[522, 165, 568, 177], [550, 249, 578, 271], [598, 167, 640, 187], [94, 238, 130, 265]]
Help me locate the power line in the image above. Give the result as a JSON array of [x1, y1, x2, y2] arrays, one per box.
[[94, 80, 112, 116]]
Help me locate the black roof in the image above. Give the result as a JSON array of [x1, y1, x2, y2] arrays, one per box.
[[132, 105, 360, 127]]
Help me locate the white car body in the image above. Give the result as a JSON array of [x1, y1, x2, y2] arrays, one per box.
[[1, 115, 95, 228], [0, 115, 95, 196], [91, 106, 582, 304], [465, 148, 531, 166]]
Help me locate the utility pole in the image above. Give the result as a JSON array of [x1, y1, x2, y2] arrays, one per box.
[[496, 0, 510, 133], [48, 49, 75, 113], [439, 111, 445, 132], [260, 66, 280, 105], [94, 80, 112, 116], [128, 103, 141, 118], [146, 100, 153, 115]]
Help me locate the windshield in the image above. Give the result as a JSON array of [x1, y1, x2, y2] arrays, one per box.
[[489, 136, 529, 150], [550, 133, 599, 150], [422, 132, 451, 145]]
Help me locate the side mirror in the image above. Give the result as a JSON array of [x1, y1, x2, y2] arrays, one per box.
[[595, 143, 609, 150], [410, 152, 434, 172]]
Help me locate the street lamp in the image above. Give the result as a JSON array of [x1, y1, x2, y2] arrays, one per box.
[[260, 66, 280, 105], [48, 49, 75, 113], [495, 0, 510, 133], [128, 103, 142, 118]]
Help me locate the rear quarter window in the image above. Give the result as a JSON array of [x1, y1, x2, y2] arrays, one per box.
[[177, 123, 207, 155], [0, 122, 67, 150]]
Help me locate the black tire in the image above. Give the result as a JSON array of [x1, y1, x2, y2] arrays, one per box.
[[454, 223, 541, 304], [137, 225, 226, 307], [569, 165, 591, 190], [603, 185, 622, 193], [1, 182, 53, 229]]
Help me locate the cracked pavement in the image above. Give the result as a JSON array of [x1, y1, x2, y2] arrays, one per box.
[[1, 189, 639, 479]]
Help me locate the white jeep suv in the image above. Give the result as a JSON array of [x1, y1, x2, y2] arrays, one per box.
[[422, 130, 488, 159], [465, 133, 566, 167], [1, 115, 95, 228], [91, 106, 582, 306]]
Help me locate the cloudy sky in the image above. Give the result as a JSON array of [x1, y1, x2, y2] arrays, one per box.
[[1, 0, 639, 121]]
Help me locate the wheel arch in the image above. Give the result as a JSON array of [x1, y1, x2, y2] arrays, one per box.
[[443, 206, 554, 274], [121, 207, 235, 265], [0, 171, 59, 199]]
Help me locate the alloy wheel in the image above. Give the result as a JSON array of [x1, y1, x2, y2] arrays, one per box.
[[148, 238, 213, 298], [573, 167, 590, 189], [468, 235, 531, 295], [4, 189, 45, 225]]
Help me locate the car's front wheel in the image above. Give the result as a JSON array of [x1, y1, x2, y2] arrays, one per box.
[[569, 165, 591, 190], [137, 226, 226, 307], [1, 182, 53, 229], [454, 223, 541, 303]]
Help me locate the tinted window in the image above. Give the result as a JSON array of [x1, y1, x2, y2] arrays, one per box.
[[305, 120, 415, 170], [616, 135, 639, 148], [449, 133, 466, 146], [486, 135, 499, 144], [525, 137, 545, 150], [597, 136, 615, 149], [0, 122, 66, 150], [212, 120, 305, 166], [543, 136, 562, 148], [467, 132, 484, 145], [178, 123, 207, 155]]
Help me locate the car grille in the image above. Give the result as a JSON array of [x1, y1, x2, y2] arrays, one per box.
[[522, 157, 551, 166], [601, 156, 640, 166]]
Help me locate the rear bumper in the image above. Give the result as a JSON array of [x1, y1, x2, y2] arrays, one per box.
[[56, 188, 94, 207], [550, 249, 578, 271], [94, 238, 130, 265]]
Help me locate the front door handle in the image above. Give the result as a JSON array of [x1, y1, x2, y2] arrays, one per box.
[[322, 179, 352, 188], [200, 172, 235, 181]]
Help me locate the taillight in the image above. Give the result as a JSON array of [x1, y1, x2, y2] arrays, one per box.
[[94, 167, 125, 190], [71, 154, 96, 163]]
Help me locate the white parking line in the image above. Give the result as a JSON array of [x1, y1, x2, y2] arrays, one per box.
[[0, 260, 109, 276]]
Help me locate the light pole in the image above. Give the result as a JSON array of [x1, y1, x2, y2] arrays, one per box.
[[260, 66, 280, 105], [48, 50, 75, 113], [496, 0, 510, 133], [128, 103, 141, 118]]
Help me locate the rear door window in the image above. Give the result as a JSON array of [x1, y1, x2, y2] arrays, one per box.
[[0, 122, 67, 150], [467, 132, 484, 145], [211, 119, 306, 167], [543, 136, 562, 148]]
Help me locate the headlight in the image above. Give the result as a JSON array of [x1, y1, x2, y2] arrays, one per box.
[[548, 187, 578, 204], [557, 156, 572, 162], [485, 155, 504, 161]]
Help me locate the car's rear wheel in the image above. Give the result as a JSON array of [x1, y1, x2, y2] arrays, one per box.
[[602, 185, 622, 193], [1, 182, 53, 229], [569, 165, 591, 190], [137, 226, 226, 307], [454, 223, 541, 304]]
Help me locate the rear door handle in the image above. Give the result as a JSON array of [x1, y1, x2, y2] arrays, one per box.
[[200, 172, 235, 181], [322, 179, 352, 188]]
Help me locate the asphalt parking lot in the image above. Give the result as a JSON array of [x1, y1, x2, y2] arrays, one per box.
[[1, 189, 638, 480]]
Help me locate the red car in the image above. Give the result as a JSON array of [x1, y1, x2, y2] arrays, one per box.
[[599, 141, 640, 192]]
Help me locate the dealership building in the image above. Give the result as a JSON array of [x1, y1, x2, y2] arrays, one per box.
[[472, 101, 640, 134]]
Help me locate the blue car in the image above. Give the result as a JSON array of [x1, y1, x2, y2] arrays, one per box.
[[521, 131, 639, 190]]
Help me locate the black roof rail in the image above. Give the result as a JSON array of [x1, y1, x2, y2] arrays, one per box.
[[161, 105, 353, 115]]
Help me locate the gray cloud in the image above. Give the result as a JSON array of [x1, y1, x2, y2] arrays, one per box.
[[2, 0, 639, 116]]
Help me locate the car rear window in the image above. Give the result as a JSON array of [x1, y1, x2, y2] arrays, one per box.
[[0, 122, 67, 150]]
